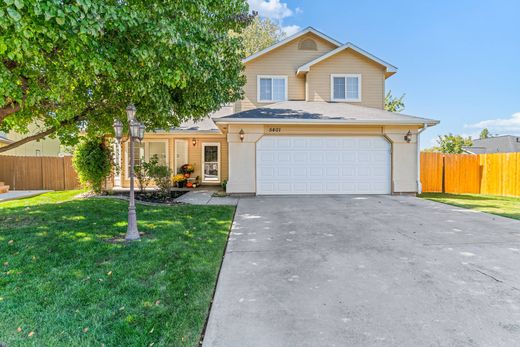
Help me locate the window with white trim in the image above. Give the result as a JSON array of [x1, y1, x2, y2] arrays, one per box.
[[257, 76, 287, 102], [331, 74, 361, 102]]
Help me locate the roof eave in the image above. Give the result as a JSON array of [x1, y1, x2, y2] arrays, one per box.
[[297, 42, 398, 77], [213, 118, 439, 127], [242, 27, 342, 64]]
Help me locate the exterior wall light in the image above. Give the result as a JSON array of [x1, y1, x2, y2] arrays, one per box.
[[404, 130, 412, 143], [239, 129, 245, 142], [192, 138, 197, 146]]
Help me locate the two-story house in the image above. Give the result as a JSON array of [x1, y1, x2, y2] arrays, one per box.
[[117, 27, 438, 195]]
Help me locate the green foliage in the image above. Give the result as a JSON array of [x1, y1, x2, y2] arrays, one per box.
[[72, 137, 112, 193], [239, 16, 284, 57], [134, 161, 151, 193], [479, 128, 490, 139], [430, 133, 473, 154], [384, 91, 405, 113], [0, 191, 234, 345], [146, 155, 172, 196], [1, 0, 251, 149]]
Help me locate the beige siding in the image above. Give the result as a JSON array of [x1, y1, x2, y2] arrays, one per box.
[[237, 33, 337, 112], [307, 49, 386, 109], [120, 134, 228, 188]]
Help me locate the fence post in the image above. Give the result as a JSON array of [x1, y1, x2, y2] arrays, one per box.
[[441, 155, 446, 193]]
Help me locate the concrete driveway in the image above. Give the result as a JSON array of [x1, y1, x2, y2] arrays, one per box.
[[203, 195, 520, 347]]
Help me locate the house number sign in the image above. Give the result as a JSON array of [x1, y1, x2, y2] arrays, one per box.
[[268, 127, 282, 133]]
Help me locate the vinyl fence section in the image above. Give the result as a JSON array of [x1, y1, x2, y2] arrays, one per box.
[[0, 155, 80, 190], [420, 152, 520, 197]]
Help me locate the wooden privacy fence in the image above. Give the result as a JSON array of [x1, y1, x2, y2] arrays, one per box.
[[420, 152, 520, 197], [0, 155, 80, 190]]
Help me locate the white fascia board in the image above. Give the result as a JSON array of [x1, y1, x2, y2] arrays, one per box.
[[213, 118, 439, 126], [242, 27, 342, 64], [297, 42, 398, 74]]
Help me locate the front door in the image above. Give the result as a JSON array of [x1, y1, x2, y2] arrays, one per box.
[[202, 143, 220, 183], [175, 140, 188, 175]]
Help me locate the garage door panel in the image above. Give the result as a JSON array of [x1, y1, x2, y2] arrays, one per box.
[[256, 136, 390, 195]]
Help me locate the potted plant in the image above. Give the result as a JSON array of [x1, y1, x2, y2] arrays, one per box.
[[173, 174, 187, 188], [180, 164, 195, 178]]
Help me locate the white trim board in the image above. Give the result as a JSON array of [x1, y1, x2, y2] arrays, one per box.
[[297, 42, 398, 75]]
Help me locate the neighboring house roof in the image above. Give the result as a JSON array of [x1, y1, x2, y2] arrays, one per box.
[[462, 135, 520, 154], [0, 132, 12, 144], [213, 101, 438, 126], [242, 26, 342, 64], [297, 42, 398, 77]]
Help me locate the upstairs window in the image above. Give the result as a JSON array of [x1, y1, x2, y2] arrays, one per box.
[[331, 74, 361, 102], [257, 76, 287, 102]]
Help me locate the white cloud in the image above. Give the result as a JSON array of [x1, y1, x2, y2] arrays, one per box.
[[466, 112, 520, 133], [281, 24, 301, 36], [248, 0, 302, 38], [248, 0, 293, 20]]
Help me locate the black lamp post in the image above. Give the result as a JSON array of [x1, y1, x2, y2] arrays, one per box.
[[113, 104, 145, 241]]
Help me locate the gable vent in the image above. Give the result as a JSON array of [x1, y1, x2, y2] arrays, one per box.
[[298, 38, 317, 51]]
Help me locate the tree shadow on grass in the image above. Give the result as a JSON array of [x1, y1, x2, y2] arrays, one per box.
[[0, 198, 235, 346]]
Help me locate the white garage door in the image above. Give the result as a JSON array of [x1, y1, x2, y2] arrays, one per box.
[[256, 136, 391, 195]]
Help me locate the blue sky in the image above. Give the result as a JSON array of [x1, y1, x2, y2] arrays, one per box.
[[247, 0, 520, 148]]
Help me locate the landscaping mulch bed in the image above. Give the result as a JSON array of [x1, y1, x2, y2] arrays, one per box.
[[109, 190, 188, 204]]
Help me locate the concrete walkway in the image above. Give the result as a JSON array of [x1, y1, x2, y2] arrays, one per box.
[[203, 195, 520, 346], [174, 189, 238, 206], [0, 190, 51, 202]]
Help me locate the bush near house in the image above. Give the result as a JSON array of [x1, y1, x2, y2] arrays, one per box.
[[72, 138, 112, 193]]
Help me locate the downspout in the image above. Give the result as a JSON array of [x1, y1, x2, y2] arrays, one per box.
[[417, 123, 429, 194]]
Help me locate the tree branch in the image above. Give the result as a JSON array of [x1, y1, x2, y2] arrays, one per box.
[[0, 110, 88, 154], [0, 126, 56, 153], [0, 102, 21, 122]]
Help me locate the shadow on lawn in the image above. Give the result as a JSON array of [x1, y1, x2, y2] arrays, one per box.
[[0, 197, 235, 346]]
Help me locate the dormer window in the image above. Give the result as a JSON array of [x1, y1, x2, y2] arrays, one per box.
[[257, 75, 288, 103], [331, 74, 362, 102]]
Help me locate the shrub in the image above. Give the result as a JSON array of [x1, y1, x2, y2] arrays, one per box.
[[73, 137, 112, 193], [147, 155, 172, 196]]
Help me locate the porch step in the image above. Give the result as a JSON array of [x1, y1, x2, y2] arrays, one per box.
[[0, 182, 9, 194]]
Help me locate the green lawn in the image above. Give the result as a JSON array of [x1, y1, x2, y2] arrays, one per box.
[[419, 193, 520, 221], [0, 191, 235, 346]]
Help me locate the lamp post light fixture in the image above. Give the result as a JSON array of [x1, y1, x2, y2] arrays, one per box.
[[114, 104, 145, 241]]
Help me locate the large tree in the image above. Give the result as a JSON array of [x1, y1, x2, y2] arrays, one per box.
[[240, 16, 284, 57], [0, 0, 252, 153], [384, 90, 405, 113], [429, 133, 473, 154]]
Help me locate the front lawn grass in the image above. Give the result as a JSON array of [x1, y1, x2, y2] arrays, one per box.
[[419, 193, 520, 221], [0, 191, 235, 346]]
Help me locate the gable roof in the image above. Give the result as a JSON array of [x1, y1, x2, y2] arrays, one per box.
[[297, 42, 398, 77], [242, 26, 341, 64], [213, 101, 438, 127]]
